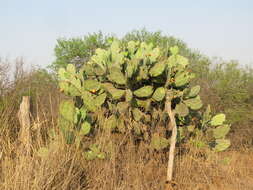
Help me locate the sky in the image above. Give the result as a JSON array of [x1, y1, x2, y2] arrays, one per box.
[[0, 0, 253, 67]]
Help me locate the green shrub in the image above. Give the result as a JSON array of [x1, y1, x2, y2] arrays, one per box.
[[57, 40, 231, 153]]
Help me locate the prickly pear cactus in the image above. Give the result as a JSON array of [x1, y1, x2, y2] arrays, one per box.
[[58, 100, 92, 145], [57, 40, 230, 152]]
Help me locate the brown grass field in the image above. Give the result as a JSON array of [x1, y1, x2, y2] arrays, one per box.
[[0, 130, 253, 190], [0, 63, 253, 190]]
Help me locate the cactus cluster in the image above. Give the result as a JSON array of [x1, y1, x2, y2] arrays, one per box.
[[58, 40, 230, 152], [58, 99, 91, 145], [203, 107, 231, 152]]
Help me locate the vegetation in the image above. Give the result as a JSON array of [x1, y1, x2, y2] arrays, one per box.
[[0, 29, 252, 189], [57, 41, 230, 152]]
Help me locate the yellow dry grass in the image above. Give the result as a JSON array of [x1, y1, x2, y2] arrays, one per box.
[[0, 126, 252, 190], [0, 64, 252, 190]]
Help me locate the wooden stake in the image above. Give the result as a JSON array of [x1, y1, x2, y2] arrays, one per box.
[[17, 96, 31, 155], [165, 92, 178, 189]]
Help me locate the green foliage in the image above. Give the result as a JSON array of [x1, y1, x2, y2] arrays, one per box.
[[184, 96, 203, 110], [52, 29, 198, 72], [175, 103, 189, 117], [210, 114, 226, 126], [80, 122, 91, 135], [83, 144, 105, 160], [133, 86, 154, 98], [57, 40, 230, 152], [150, 134, 170, 150], [174, 71, 195, 87], [185, 85, 200, 98], [37, 147, 49, 158], [58, 100, 92, 144], [104, 115, 117, 130], [198, 106, 231, 151], [196, 60, 253, 125], [152, 87, 166, 101], [59, 100, 75, 122], [214, 139, 231, 152], [122, 29, 191, 57], [213, 125, 230, 139], [149, 62, 166, 77], [52, 32, 112, 70]]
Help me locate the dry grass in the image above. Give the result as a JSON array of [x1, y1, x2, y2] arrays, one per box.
[[0, 123, 253, 190], [0, 62, 253, 190]]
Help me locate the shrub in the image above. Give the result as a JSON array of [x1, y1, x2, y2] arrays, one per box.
[[57, 40, 231, 153]]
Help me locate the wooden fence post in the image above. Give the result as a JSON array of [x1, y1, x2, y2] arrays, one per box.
[[17, 96, 31, 155], [165, 92, 178, 190]]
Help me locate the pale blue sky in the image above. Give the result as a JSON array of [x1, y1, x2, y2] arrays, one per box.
[[0, 0, 252, 66]]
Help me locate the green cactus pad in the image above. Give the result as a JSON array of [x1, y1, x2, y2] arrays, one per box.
[[102, 83, 125, 100], [185, 85, 200, 98], [136, 65, 149, 81], [104, 115, 117, 130], [133, 86, 153, 98], [149, 47, 160, 62], [214, 139, 231, 152], [59, 100, 75, 122], [95, 93, 107, 107], [79, 107, 87, 120], [126, 59, 138, 78], [127, 41, 138, 54], [149, 62, 166, 77], [117, 102, 129, 114], [81, 91, 98, 112], [210, 114, 226, 126], [135, 98, 151, 110], [152, 87, 166, 101], [82, 64, 95, 76], [80, 121, 91, 135], [94, 65, 106, 76], [108, 67, 126, 85], [150, 134, 169, 150], [174, 71, 195, 87], [176, 56, 189, 67], [91, 48, 109, 66], [83, 79, 101, 92], [184, 95, 203, 110], [59, 81, 69, 92], [110, 42, 124, 64], [175, 102, 189, 117], [72, 78, 82, 90], [212, 125, 230, 139], [84, 144, 105, 160], [84, 150, 97, 160], [132, 108, 143, 121], [66, 64, 76, 74]]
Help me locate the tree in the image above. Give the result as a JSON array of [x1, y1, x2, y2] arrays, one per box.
[[51, 29, 206, 72], [51, 32, 112, 70]]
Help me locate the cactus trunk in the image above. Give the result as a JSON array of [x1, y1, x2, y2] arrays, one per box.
[[165, 92, 177, 185]]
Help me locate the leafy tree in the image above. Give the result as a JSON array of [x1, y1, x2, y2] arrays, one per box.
[[52, 32, 113, 70], [51, 29, 206, 72], [203, 61, 253, 123]]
